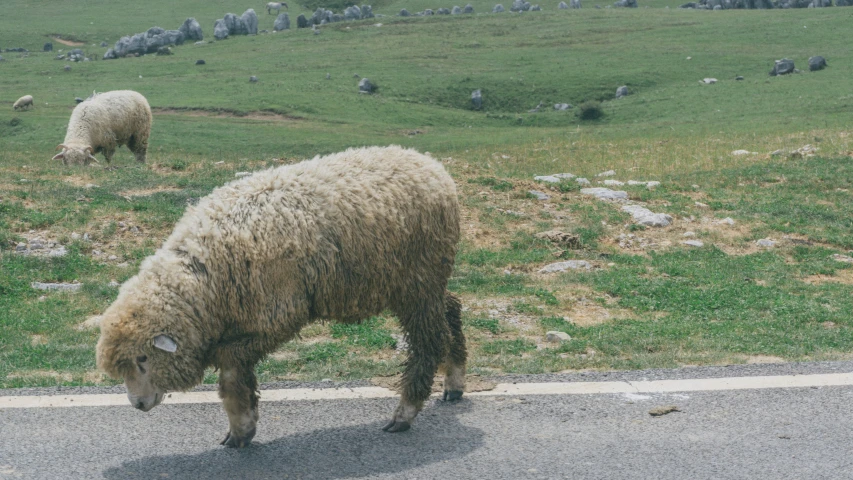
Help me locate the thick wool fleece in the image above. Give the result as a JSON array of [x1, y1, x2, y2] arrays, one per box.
[[97, 145, 461, 392], [57, 90, 152, 165], [13, 95, 33, 110]]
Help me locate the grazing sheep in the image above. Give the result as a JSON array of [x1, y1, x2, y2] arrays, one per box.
[[266, 1, 288, 14], [97, 146, 466, 448], [13, 95, 33, 111], [52, 90, 152, 165]]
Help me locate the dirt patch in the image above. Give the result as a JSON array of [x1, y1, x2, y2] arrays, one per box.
[[119, 186, 183, 198], [152, 107, 302, 123], [51, 36, 85, 47], [83, 371, 106, 384], [370, 374, 496, 394], [802, 269, 853, 285], [7, 370, 73, 382], [29, 335, 47, 346], [745, 355, 786, 364], [62, 175, 96, 187], [269, 350, 299, 361]]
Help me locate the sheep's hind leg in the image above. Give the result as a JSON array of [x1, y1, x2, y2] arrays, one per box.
[[441, 292, 467, 402], [384, 295, 449, 433], [219, 364, 260, 448]]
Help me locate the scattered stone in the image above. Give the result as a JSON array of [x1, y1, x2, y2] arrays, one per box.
[[399, 8, 411, 16], [274, 13, 291, 31], [48, 246, 67, 257], [64, 64, 71, 71], [179, 17, 204, 41], [769, 58, 795, 76], [108, 255, 118, 261], [718, 217, 735, 226], [616, 86, 628, 98], [559, 1, 569, 6], [535, 231, 582, 248], [736, 75, 744, 81], [31, 282, 83, 292], [554, 103, 572, 110], [700, 78, 717, 84], [539, 260, 591, 273], [649, 405, 679, 416], [471, 89, 482, 110], [756, 238, 776, 248], [554, 173, 575, 179], [235, 171, 252, 177], [249, 75, 258, 83], [731, 149, 752, 156], [71, 232, 81, 240], [156, 46, 172, 55], [511, 0, 532, 11], [597, 170, 616, 177], [296, 14, 309, 28], [603, 179, 625, 186], [43, 42, 53, 52], [464, 4, 475, 12], [694, 202, 708, 208], [452, 5, 463, 13], [831, 254, 853, 264], [494, 3, 507, 11], [808, 56, 827, 72], [214, 19, 230, 39], [530, 4, 542, 10], [16, 242, 27, 252], [683, 231, 696, 237], [576, 178, 591, 186], [391, 334, 409, 353], [529, 190, 550, 201], [545, 331, 571, 342], [534, 175, 561, 183], [359, 78, 376, 94], [571, 0, 582, 7], [681, 240, 704, 247], [622, 205, 673, 227], [195, 59, 206, 65], [581, 188, 628, 201], [109, 281, 120, 288], [528, 101, 544, 113], [75, 97, 84, 103]]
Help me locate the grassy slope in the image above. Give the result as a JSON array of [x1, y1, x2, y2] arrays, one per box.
[[1, 0, 853, 387]]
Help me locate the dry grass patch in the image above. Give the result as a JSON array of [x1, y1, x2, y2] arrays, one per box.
[[119, 186, 183, 198], [7, 370, 73, 382], [802, 269, 853, 285]]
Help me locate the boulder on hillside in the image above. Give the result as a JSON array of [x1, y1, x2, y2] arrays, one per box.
[[769, 58, 795, 76], [179, 18, 204, 41], [274, 13, 291, 30], [808, 55, 827, 71]]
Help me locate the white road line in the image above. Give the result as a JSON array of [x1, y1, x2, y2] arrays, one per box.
[[2, 372, 852, 409]]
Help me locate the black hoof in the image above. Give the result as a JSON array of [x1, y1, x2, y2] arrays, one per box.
[[443, 390, 464, 402], [381, 420, 411, 433], [220, 427, 256, 448]]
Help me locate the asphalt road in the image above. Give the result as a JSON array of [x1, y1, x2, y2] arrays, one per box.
[[3, 361, 853, 480]]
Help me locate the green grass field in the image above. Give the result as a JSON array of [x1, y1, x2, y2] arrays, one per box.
[[1, 0, 852, 388]]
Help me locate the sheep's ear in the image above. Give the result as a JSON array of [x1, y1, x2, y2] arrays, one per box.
[[51, 152, 65, 161], [55, 144, 67, 151], [153, 335, 178, 353]]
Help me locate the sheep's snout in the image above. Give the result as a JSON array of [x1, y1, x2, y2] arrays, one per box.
[[128, 390, 163, 412]]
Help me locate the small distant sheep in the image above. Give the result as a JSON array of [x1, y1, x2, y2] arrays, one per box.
[[96, 146, 466, 448], [13, 95, 33, 111], [52, 90, 152, 165], [266, 1, 288, 14]]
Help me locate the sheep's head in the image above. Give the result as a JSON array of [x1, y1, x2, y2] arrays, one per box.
[[52, 144, 98, 166], [96, 277, 206, 412]]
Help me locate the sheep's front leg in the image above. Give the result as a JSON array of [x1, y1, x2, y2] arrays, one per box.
[[218, 364, 259, 448]]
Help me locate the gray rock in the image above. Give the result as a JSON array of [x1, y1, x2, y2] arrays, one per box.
[[511, 0, 532, 10], [103, 49, 115, 60], [214, 19, 230, 39], [613, 0, 637, 6], [769, 58, 795, 76], [361, 5, 374, 18], [424, 9, 435, 14], [559, 1, 569, 7], [616, 86, 628, 98], [326, 73, 331, 79], [31, 282, 83, 292], [597, 170, 616, 177], [571, 0, 582, 7], [539, 260, 592, 273], [359, 77, 376, 93], [108, 255, 118, 261], [545, 331, 571, 342], [399, 8, 411, 15], [274, 13, 291, 30], [195, 59, 206, 65], [736, 75, 744, 80], [83, 233, 90, 241], [452, 5, 463, 13], [681, 240, 704, 248], [701, 78, 717, 84], [147, 26, 166, 37], [554, 173, 575, 179], [554, 103, 572, 110], [581, 188, 628, 201], [437, 7, 451, 13], [43, 42, 53, 52], [529, 190, 550, 201], [756, 238, 776, 247], [156, 46, 172, 55], [64, 64, 71, 71], [344, 5, 362, 19], [831, 254, 853, 264], [100, 41, 108, 47], [391, 333, 409, 352], [603, 179, 624, 186], [718, 217, 735, 226], [531, 4, 542, 9], [48, 246, 67, 257], [621, 205, 673, 227], [494, 3, 507, 10], [16, 242, 26, 252], [179, 17, 204, 41], [249, 75, 258, 83], [576, 177, 591, 185], [808, 56, 827, 71], [471, 89, 483, 110], [534, 175, 561, 183], [242, 8, 259, 34], [464, 3, 475, 12], [297, 14, 309, 28], [223, 13, 241, 34], [311, 8, 327, 24]]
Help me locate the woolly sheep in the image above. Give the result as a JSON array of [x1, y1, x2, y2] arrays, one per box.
[[52, 90, 152, 166], [266, 1, 288, 14], [13, 95, 33, 111], [96, 146, 466, 448]]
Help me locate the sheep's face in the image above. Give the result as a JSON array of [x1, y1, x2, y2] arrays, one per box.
[[124, 348, 168, 412], [51, 145, 98, 166]]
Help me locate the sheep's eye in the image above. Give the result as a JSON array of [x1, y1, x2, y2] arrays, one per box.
[[137, 355, 147, 363]]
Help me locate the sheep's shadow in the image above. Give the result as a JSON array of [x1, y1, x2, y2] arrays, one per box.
[[103, 400, 482, 480]]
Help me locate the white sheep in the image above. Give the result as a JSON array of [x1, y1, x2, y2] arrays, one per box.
[[52, 90, 152, 166], [13, 95, 33, 111], [97, 146, 466, 448], [266, 1, 288, 14]]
